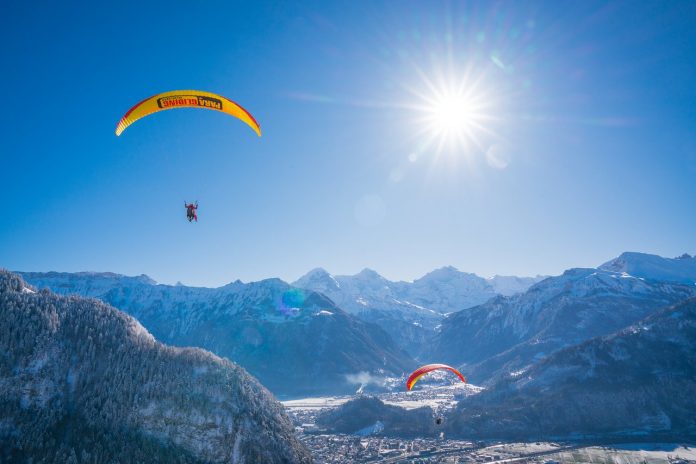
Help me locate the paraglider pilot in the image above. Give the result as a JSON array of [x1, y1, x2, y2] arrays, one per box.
[[185, 201, 198, 222]]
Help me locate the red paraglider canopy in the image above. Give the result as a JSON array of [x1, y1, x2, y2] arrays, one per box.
[[406, 364, 466, 391]]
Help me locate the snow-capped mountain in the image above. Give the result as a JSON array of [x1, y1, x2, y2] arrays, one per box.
[[294, 266, 546, 316], [406, 266, 499, 313], [294, 267, 441, 319], [599, 251, 696, 285], [0, 270, 312, 463], [447, 297, 696, 439], [429, 267, 696, 384], [20, 272, 415, 396], [293, 267, 546, 355], [293, 268, 441, 356]]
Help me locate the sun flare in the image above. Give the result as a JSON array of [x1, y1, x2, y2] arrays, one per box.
[[406, 66, 502, 160]]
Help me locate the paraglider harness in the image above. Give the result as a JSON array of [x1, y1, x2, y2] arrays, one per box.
[[185, 201, 198, 222]]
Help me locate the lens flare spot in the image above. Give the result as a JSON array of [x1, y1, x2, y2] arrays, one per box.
[[278, 288, 306, 315], [486, 144, 511, 170]]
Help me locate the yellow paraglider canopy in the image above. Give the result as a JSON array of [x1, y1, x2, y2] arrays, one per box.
[[115, 90, 261, 136]]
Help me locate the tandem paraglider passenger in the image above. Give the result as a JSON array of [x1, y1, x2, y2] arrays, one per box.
[[185, 201, 198, 222]]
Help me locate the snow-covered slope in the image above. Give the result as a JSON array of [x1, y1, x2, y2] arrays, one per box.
[[429, 267, 696, 383], [20, 272, 415, 396], [599, 251, 696, 285], [447, 297, 696, 439], [0, 270, 312, 463]]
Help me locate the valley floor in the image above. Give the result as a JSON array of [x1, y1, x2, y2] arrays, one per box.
[[292, 435, 696, 464], [282, 391, 696, 464]]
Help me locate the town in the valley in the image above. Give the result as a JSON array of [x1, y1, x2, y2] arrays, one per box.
[[283, 384, 696, 464]]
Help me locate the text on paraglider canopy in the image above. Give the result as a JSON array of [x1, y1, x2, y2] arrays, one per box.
[[156, 95, 223, 110]]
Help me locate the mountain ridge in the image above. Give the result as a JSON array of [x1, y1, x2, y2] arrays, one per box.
[[0, 270, 312, 463], [446, 296, 696, 439]]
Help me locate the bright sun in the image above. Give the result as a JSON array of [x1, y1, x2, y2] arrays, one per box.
[[430, 96, 476, 135], [421, 87, 494, 155], [406, 67, 501, 158]]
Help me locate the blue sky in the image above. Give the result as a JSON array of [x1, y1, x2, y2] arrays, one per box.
[[1, 0, 695, 286]]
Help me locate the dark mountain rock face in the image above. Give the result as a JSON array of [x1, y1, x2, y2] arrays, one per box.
[[19, 272, 415, 396], [446, 298, 696, 439], [0, 271, 312, 463], [428, 268, 696, 383]]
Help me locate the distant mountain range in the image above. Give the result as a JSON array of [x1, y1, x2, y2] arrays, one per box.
[[18, 254, 696, 391], [294, 266, 546, 316], [0, 270, 312, 463], [293, 267, 546, 355]]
